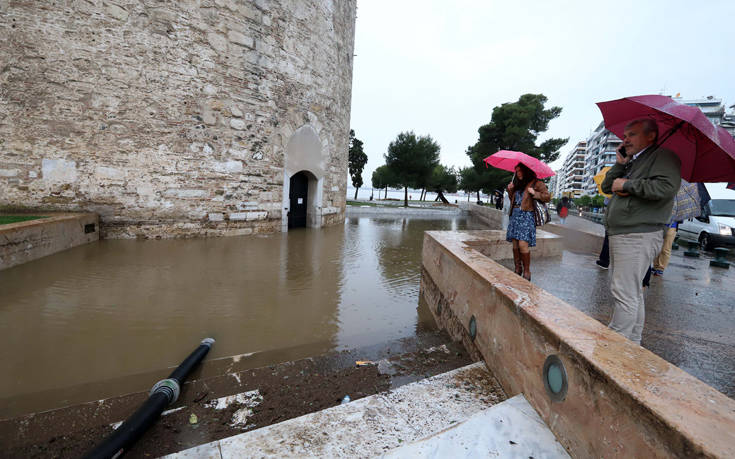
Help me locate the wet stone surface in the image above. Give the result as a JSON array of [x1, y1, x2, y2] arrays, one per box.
[[497, 247, 735, 398]]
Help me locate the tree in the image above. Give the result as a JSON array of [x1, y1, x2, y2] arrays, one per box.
[[427, 165, 458, 204], [466, 94, 568, 194], [574, 195, 592, 209], [459, 167, 484, 203], [591, 194, 606, 209], [348, 129, 368, 200], [384, 132, 440, 207], [371, 165, 398, 199]]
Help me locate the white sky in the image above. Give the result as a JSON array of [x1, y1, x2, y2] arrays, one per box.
[[349, 0, 735, 199]]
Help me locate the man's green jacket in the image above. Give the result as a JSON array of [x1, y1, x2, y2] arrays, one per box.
[[601, 147, 681, 236]]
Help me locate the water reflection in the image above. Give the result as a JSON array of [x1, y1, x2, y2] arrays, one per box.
[[0, 215, 483, 398]]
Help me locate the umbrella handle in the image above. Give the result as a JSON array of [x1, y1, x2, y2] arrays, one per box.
[[507, 172, 516, 193], [654, 120, 685, 150]]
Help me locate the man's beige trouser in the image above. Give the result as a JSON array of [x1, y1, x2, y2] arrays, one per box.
[[609, 230, 663, 344], [653, 226, 677, 271]]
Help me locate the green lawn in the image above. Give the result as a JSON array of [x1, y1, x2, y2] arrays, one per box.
[[347, 200, 380, 207], [0, 215, 46, 225]]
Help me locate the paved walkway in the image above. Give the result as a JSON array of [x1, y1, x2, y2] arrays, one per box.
[[497, 246, 735, 398], [551, 213, 606, 236]]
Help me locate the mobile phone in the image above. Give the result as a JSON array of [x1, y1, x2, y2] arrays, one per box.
[[619, 146, 627, 158]]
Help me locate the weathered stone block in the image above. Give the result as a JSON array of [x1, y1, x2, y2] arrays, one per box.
[[227, 30, 254, 48], [41, 159, 77, 183]]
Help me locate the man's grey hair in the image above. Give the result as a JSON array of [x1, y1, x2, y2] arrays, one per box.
[[625, 118, 659, 140]]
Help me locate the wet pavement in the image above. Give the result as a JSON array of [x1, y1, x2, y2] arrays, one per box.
[[497, 224, 735, 398]]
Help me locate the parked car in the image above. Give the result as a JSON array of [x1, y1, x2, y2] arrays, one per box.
[[677, 199, 735, 250]]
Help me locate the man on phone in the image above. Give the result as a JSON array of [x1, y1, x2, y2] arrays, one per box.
[[600, 119, 681, 344]]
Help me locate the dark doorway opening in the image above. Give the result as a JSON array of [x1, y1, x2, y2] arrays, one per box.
[[288, 172, 308, 228]]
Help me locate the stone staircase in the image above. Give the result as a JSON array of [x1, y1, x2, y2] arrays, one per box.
[[165, 363, 569, 458]]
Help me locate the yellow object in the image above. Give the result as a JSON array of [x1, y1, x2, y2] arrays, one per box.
[[593, 167, 612, 198], [355, 360, 375, 367], [189, 413, 198, 424]]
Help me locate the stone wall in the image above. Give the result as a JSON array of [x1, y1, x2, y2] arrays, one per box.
[[0, 0, 356, 238]]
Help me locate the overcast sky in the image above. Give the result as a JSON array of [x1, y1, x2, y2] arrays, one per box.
[[349, 0, 735, 198]]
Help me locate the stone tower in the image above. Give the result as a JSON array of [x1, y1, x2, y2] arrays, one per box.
[[0, 0, 357, 238]]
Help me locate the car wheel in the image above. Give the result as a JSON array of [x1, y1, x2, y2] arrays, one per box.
[[699, 232, 712, 251]]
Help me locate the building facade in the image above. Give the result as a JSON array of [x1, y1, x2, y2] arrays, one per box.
[[557, 141, 587, 198], [582, 122, 621, 196], [0, 1, 357, 238], [673, 96, 735, 138], [547, 174, 559, 198]]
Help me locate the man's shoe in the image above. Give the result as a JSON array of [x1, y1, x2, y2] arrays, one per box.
[[595, 260, 609, 270]]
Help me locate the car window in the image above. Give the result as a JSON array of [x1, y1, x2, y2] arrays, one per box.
[[709, 200, 735, 217]]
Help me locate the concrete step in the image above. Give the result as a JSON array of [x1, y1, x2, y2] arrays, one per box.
[[380, 395, 569, 459], [164, 362, 567, 458]]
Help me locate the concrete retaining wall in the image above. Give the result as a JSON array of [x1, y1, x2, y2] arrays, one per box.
[[0, 213, 99, 270], [461, 203, 504, 229], [420, 230, 735, 458], [347, 205, 459, 218]]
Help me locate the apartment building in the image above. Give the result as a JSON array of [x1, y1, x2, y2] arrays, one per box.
[[582, 122, 621, 196], [557, 141, 587, 198], [674, 96, 735, 137]]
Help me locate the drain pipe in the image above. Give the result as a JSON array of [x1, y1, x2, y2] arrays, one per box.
[[84, 338, 215, 459]]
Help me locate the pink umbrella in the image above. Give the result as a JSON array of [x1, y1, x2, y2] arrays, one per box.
[[483, 150, 555, 179], [596, 95, 735, 182]]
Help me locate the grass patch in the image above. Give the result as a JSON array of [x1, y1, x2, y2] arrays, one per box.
[[347, 200, 382, 207], [0, 215, 47, 225]]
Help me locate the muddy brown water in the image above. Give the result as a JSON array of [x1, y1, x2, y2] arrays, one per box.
[[0, 215, 485, 407]]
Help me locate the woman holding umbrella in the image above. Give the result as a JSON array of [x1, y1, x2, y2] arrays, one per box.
[[484, 150, 554, 281], [505, 162, 551, 280]]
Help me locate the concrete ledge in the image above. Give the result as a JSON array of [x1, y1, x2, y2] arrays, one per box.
[[0, 213, 99, 270], [420, 230, 735, 458], [438, 229, 562, 261]]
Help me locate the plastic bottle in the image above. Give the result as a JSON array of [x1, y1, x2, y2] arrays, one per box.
[[341, 395, 350, 405]]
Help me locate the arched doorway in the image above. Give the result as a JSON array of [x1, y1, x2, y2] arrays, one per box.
[[288, 172, 309, 228], [281, 124, 325, 232]]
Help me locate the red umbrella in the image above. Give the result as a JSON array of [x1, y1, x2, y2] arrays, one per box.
[[596, 95, 735, 182], [483, 150, 555, 179]]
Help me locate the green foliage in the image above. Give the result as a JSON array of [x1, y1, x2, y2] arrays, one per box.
[[466, 94, 568, 193], [427, 165, 458, 194], [574, 195, 592, 207], [348, 129, 368, 191], [371, 164, 398, 189], [591, 195, 606, 208], [458, 167, 483, 193], [385, 131, 440, 206]]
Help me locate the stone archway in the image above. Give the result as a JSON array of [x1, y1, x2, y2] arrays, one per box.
[[281, 125, 325, 231]]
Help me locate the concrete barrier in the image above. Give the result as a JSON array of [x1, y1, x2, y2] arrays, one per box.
[[462, 203, 504, 229], [346, 205, 459, 217], [0, 213, 99, 270], [420, 230, 735, 458]]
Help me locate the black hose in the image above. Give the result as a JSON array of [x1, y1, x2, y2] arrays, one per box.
[[84, 338, 215, 459]]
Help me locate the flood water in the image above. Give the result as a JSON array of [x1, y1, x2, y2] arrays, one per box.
[[0, 215, 484, 400]]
